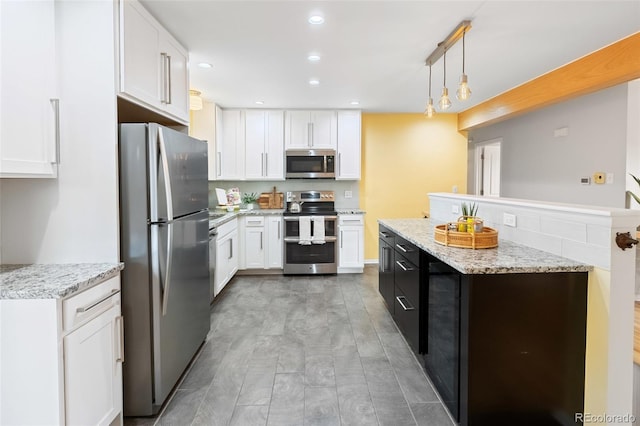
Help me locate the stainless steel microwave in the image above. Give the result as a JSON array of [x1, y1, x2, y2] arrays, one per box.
[[285, 149, 336, 179]]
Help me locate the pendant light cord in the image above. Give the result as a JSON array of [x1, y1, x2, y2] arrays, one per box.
[[462, 31, 466, 74], [428, 64, 432, 97], [443, 50, 447, 87]]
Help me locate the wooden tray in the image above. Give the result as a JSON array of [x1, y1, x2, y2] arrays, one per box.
[[434, 223, 498, 249]]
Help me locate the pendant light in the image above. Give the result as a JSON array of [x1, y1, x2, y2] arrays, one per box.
[[189, 90, 203, 111], [438, 50, 452, 110], [425, 64, 436, 117], [456, 30, 471, 101]]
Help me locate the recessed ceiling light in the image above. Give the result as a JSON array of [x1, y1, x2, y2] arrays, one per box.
[[255, 100, 264, 105], [308, 15, 324, 25], [197, 62, 213, 69], [307, 54, 321, 62], [309, 79, 320, 86], [350, 100, 360, 106]]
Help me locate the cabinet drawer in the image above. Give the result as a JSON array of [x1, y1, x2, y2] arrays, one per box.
[[394, 236, 419, 266], [394, 284, 420, 354], [379, 225, 396, 246], [394, 251, 420, 303], [244, 216, 265, 227], [339, 215, 364, 226], [62, 276, 120, 332]]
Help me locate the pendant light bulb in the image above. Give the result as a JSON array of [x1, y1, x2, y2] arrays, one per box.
[[425, 64, 436, 118], [438, 50, 451, 110], [456, 31, 471, 101]]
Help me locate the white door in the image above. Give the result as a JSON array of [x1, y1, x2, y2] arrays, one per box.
[[310, 111, 337, 149], [475, 140, 501, 197], [285, 110, 311, 149], [339, 226, 363, 268], [336, 110, 361, 180], [267, 216, 283, 268], [265, 110, 284, 179], [218, 110, 245, 180], [245, 110, 266, 179], [64, 305, 122, 426], [159, 35, 189, 122], [244, 226, 265, 268]]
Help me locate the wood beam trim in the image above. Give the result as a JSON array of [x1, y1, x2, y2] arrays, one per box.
[[458, 32, 640, 131]]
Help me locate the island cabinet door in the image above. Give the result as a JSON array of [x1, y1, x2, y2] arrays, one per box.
[[424, 256, 461, 422]]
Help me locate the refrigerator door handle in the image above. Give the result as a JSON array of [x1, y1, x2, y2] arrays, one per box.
[[157, 127, 174, 221], [161, 222, 174, 316]]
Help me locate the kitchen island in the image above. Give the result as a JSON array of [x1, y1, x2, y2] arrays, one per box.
[[379, 218, 592, 426]]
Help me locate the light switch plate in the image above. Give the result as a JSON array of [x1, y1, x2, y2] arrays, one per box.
[[344, 190, 353, 198], [503, 213, 517, 227]]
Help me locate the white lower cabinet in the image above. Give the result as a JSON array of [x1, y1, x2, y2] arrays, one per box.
[[0, 276, 123, 426], [215, 218, 239, 296], [338, 215, 365, 273], [240, 215, 283, 270]]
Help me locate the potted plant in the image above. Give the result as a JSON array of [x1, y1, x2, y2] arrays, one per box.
[[241, 192, 259, 210], [460, 202, 479, 232]]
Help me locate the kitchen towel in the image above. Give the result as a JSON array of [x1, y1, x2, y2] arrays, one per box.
[[312, 216, 326, 244], [298, 216, 312, 245]]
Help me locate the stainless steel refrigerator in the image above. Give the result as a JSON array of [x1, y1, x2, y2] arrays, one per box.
[[119, 123, 210, 416]]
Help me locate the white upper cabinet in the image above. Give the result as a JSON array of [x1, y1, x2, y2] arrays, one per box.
[[245, 110, 284, 180], [285, 110, 337, 150], [0, 0, 58, 178], [336, 110, 361, 180], [216, 109, 245, 180], [119, 0, 189, 124]]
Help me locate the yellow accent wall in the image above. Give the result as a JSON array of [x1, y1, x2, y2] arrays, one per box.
[[584, 267, 610, 425], [360, 113, 468, 260]]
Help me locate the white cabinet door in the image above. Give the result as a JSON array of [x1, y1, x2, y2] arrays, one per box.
[[63, 305, 123, 426], [285, 110, 311, 149], [120, 0, 161, 109], [228, 228, 239, 277], [267, 216, 283, 268], [0, 0, 58, 178], [215, 233, 231, 296], [244, 226, 265, 269], [119, 0, 189, 124], [337, 110, 361, 180], [265, 111, 284, 179], [159, 35, 189, 122], [218, 110, 245, 180], [245, 110, 267, 180], [338, 216, 364, 272], [310, 111, 337, 149], [245, 110, 284, 180]]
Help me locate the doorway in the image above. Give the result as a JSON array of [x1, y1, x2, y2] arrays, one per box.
[[475, 139, 501, 197]]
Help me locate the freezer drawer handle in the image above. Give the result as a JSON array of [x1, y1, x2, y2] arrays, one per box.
[[76, 289, 120, 313], [395, 260, 414, 272], [396, 296, 415, 311]]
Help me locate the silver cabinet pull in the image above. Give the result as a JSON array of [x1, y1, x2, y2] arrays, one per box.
[[261, 153, 265, 176], [76, 289, 120, 313], [310, 122, 314, 146], [395, 260, 414, 272], [396, 296, 415, 311], [264, 152, 268, 176], [307, 122, 312, 147], [160, 53, 167, 102], [217, 152, 222, 177], [115, 315, 125, 363], [379, 231, 390, 238], [277, 223, 280, 240], [395, 243, 413, 253], [229, 239, 233, 259], [50, 99, 60, 164], [338, 152, 341, 175], [166, 55, 172, 105], [340, 230, 343, 248], [260, 231, 263, 250]]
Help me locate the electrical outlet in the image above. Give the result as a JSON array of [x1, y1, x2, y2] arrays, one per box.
[[344, 190, 353, 198], [452, 205, 460, 214], [580, 177, 590, 185], [503, 213, 517, 227], [593, 172, 605, 184]]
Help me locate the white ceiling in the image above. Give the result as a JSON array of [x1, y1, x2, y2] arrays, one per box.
[[141, 0, 640, 113]]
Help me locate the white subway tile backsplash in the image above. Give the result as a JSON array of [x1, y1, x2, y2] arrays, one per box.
[[561, 239, 610, 269], [586, 224, 611, 248], [540, 217, 587, 243], [512, 228, 563, 256]]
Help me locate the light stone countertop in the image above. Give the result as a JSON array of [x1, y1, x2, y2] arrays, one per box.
[[209, 209, 286, 228], [0, 263, 124, 300], [379, 218, 593, 274], [336, 208, 365, 215]]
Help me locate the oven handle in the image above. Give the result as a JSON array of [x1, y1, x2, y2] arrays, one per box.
[[284, 215, 337, 221], [284, 236, 337, 243]]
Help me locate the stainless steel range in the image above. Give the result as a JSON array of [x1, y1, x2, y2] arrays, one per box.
[[283, 190, 338, 275]]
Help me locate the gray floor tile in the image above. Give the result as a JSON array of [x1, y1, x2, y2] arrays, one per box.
[[410, 402, 456, 426], [149, 267, 455, 426], [229, 405, 269, 426], [304, 386, 340, 426]]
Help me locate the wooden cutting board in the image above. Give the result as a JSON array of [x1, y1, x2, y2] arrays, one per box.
[[258, 187, 283, 209]]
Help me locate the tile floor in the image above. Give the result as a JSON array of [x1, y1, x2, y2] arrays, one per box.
[[124, 266, 455, 426]]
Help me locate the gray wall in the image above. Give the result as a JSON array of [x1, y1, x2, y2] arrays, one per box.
[[468, 84, 629, 208], [208, 180, 360, 209]]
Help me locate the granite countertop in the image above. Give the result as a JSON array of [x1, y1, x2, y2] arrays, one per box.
[[209, 209, 286, 227], [0, 263, 124, 300], [379, 218, 593, 274]]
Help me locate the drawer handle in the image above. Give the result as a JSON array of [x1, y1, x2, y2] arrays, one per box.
[[395, 243, 413, 253], [379, 232, 390, 238], [76, 289, 120, 313], [115, 315, 125, 363], [395, 260, 414, 272], [396, 296, 415, 311]]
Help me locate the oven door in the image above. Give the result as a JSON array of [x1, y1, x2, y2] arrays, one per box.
[[283, 216, 337, 274]]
